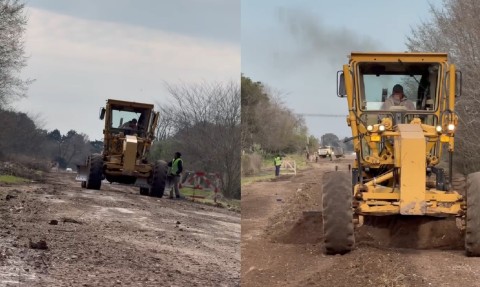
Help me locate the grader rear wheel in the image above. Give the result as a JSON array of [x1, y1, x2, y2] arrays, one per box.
[[139, 187, 149, 196], [465, 172, 480, 256], [86, 154, 103, 190], [322, 171, 354, 255], [150, 160, 167, 198]]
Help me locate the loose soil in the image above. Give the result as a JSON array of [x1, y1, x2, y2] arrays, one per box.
[[0, 172, 240, 286], [241, 157, 480, 287]]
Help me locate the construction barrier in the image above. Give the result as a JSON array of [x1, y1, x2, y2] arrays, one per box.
[[281, 160, 297, 175], [180, 171, 222, 202]]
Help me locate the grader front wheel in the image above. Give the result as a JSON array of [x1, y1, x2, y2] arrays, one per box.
[[86, 154, 103, 190], [322, 171, 354, 255]]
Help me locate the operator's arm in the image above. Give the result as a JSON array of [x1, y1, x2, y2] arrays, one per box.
[[381, 98, 391, 110], [406, 100, 416, 110]]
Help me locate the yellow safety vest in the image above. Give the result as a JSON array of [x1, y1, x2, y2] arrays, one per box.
[[171, 158, 183, 175]]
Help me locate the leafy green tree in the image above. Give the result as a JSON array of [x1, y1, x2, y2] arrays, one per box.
[[320, 133, 340, 147], [241, 75, 269, 150], [241, 74, 310, 155]]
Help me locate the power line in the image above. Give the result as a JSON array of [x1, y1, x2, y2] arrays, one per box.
[[297, 113, 346, 118]]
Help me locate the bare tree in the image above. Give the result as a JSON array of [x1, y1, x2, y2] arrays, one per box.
[[0, 0, 30, 107], [407, 0, 480, 174], [156, 81, 241, 199], [60, 130, 91, 168]]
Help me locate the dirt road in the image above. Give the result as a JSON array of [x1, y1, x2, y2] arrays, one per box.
[[241, 158, 480, 287], [0, 172, 240, 286]]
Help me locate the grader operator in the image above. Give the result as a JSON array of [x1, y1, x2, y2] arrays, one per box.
[[76, 99, 167, 197], [323, 52, 480, 256]]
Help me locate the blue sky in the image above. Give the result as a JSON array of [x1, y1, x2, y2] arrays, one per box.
[[242, 0, 438, 140], [16, 0, 240, 140]]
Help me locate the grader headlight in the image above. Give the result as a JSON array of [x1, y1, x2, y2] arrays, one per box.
[[378, 125, 385, 132], [435, 125, 443, 133], [367, 125, 374, 132], [447, 123, 455, 132]]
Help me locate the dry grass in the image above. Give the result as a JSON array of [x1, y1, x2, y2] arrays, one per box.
[[0, 175, 29, 184], [181, 187, 241, 212]]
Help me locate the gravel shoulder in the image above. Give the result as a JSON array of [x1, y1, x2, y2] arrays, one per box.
[[0, 172, 240, 287]]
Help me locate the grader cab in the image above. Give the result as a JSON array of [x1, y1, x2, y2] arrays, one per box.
[[323, 52, 480, 256], [76, 99, 167, 197]]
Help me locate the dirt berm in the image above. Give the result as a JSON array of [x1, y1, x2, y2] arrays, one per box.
[[242, 158, 480, 287]]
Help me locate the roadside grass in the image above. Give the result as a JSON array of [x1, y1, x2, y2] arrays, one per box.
[[180, 187, 240, 212], [241, 173, 275, 186], [0, 175, 29, 184]]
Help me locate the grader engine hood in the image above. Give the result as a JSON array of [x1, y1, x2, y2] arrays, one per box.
[[394, 124, 426, 215], [122, 135, 138, 174]]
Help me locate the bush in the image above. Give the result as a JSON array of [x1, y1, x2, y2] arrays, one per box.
[[241, 153, 262, 176]]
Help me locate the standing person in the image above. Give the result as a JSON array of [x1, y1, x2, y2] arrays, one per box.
[[274, 154, 282, 177], [167, 152, 183, 199]]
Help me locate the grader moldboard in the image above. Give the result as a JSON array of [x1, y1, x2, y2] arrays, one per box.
[[323, 52, 480, 256], [76, 99, 167, 197]]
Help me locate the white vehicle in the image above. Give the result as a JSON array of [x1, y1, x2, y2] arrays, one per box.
[[318, 146, 344, 158], [318, 146, 334, 158]]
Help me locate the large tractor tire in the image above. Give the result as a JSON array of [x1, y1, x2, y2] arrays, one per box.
[[150, 160, 167, 198], [322, 171, 354, 255], [465, 172, 480, 256], [139, 187, 150, 196], [86, 154, 103, 190]]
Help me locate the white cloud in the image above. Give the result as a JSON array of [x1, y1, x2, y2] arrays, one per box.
[[15, 7, 240, 140]]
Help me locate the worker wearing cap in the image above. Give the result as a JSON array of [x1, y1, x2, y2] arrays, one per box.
[[167, 152, 183, 199], [381, 84, 416, 110]]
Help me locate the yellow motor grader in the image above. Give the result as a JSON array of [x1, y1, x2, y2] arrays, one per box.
[[76, 99, 167, 197], [323, 52, 480, 256]]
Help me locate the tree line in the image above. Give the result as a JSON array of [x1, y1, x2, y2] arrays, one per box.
[[0, 108, 102, 169], [241, 74, 315, 155]]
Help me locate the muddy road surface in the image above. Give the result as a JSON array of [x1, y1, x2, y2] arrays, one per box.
[[241, 158, 480, 287], [0, 172, 240, 286]]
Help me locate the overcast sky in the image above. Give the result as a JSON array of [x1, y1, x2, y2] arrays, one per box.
[[15, 0, 240, 140], [242, 0, 439, 140]]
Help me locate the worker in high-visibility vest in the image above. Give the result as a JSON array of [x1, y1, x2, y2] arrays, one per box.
[[167, 152, 184, 199], [274, 155, 282, 176]]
